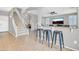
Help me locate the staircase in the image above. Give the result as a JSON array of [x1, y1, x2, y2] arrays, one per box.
[[9, 8, 29, 37]]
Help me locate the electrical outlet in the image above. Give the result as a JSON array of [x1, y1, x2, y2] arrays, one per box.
[[74, 40, 77, 45], [70, 29, 74, 32]]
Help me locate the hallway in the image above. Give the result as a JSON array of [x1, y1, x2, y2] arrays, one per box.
[[0, 32, 72, 51]]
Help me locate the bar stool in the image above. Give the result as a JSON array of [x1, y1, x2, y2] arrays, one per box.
[[42, 30, 47, 44], [36, 29, 43, 43], [51, 30, 64, 51], [43, 29, 52, 47]]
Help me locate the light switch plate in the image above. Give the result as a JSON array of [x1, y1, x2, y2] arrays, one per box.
[[74, 40, 77, 45]]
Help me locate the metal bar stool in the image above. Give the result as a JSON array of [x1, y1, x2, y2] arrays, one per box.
[[43, 29, 52, 47], [51, 31, 64, 51], [36, 29, 43, 43], [42, 30, 47, 44]]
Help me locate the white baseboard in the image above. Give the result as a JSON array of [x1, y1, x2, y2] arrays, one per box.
[[64, 46, 78, 51], [0, 31, 8, 33], [56, 42, 78, 51]]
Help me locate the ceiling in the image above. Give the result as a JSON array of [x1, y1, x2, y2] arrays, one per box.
[[26, 7, 77, 17], [0, 7, 77, 16]]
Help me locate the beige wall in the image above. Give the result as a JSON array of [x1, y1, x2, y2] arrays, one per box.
[[77, 8, 79, 28], [29, 14, 38, 31], [9, 17, 16, 36], [0, 15, 8, 32]]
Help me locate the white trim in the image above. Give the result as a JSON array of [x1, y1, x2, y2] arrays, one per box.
[[0, 31, 8, 33], [64, 46, 78, 51], [12, 17, 17, 36], [56, 42, 78, 51], [8, 31, 16, 37]]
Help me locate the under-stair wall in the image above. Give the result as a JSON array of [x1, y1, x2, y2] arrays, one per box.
[[9, 17, 17, 37], [14, 8, 29, 36], [9, 9, 17, 37]]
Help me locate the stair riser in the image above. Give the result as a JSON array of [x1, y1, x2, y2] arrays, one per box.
[[17, 32, 29, 36]]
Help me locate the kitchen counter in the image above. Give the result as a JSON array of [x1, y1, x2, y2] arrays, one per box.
[[49, 24, 69, 27], [37, 26, 79, 50], [38, 26, 70, 32]]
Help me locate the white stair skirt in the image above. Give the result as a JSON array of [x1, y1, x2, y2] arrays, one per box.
[[17, 27, 29, 36]]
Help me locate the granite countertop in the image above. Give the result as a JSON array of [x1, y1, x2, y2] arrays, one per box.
[[49, 24, 69, 27]]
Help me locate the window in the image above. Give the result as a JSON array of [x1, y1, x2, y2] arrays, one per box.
[[52, 17, 64, 24], [44, 17, 64, 26], [69, 15, 77, 28]]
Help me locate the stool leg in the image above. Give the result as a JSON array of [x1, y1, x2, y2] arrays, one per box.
[[40, 30, 43, 43], [46, 31, 48, 41], [54, 32, 57, 47], [51, 31, 54, 48], [47, 31, 50, 47], [51, 31, 52, 41], [53, 32, 56, 47], [61, 32, 64, 48], [36, 30, 38, 38], [59, 32, 62, 51], [55, 32, 57, 45], [37, 30, 39, 39], [36, 30, 38, 41], [36, 30, 37, 37], [39, 30, 41, 42], [41, 30, 44, 44], [50, 31, 53, 48], [42, 31, 44, 44]]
